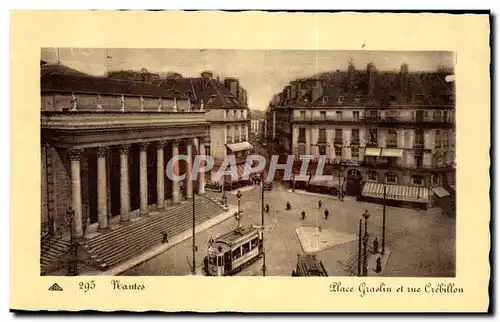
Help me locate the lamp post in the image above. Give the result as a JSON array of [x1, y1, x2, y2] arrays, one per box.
[[191, 192, 196, 275], [66, 207, 78, 276], [235, 190, 242, 230], [222, 174, 227, 207], [362, 210, 371, 276], [381, 185, 387, 255], [357, 219, 362, 276], [261, 176, 266, 276]]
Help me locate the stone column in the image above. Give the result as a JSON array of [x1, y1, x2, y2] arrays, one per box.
[[139, 143, 149, 215], [97, 147, 109, 230], [185, 139, 193, 199], [157, 141, 166, 209], [198, 138, 206, 195], [68, 148, 84, 238], [119, 145, 130, 222], [171, 139, 181, 205]]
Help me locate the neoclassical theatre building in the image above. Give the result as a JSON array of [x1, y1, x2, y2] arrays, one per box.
[[40, 64, 223, 274]]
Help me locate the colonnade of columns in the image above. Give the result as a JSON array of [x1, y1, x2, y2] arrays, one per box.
[[67, 137, 206, 238]]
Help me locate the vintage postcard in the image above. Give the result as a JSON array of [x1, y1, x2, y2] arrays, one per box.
[[10, 11, 490, 312]]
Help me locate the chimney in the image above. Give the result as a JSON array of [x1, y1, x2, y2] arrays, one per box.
[[367, 62, 376, 96], [311, 80, 323, 102], [400, 63, 409, 97], [201, 70, 213, 88], [348, 59, 355, 92], [224, 77, 239, 97]]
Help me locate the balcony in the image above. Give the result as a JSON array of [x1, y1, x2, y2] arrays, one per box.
[[291, 115, 454, 128], [351, 137, 360, 145], [362, 159, 455, 171], [298, 136, 306, 143], [334, 137, 343, 145], [386, 142, 398, 148], [226, 136, 233, 143], [366, 141, 378, 147], [317, 136, 327, 144]]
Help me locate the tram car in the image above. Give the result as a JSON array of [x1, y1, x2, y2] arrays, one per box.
[[204, 226, 263, 276], [291, 254, 328, 277]]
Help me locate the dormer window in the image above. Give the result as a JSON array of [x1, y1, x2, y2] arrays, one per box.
[[322, 96, 329, 104], [354, 94, 362, 103], [416, 94, 426, 101], [338, 95, 345, 104], [207, 95, 216, 104]]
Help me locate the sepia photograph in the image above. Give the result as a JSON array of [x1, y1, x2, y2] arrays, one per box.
[[10, 11, 490, 312], [40, 48, 456, 278]]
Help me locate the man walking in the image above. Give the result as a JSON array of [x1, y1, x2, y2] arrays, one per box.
[[324, 209, 329, 219]]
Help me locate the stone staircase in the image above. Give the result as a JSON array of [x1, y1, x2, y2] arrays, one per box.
[[81, 196, 225, 270], [41, 237, 71, 275]]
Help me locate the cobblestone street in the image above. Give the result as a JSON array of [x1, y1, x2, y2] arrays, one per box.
[[124, 183, 455, 277]]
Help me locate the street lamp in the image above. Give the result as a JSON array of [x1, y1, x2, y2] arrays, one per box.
[[381, 185, 387, 255], [362, 210, 371, 276], [261, 175, 266, 276], [66, 207, 78, 276], [235, 190, 243, 231], [222, 174, 227, 207]]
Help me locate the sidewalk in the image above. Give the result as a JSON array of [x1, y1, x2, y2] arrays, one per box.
[[98, 205, 238, 276], [366, 248, 391, 277]]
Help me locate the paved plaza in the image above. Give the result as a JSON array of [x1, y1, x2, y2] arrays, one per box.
[[124, 183, 455, 277]]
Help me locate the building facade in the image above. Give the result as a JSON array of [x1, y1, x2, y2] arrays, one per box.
[[41, 66, 209, 238], [266, 62, 456, 209], [155, 71, 253, 189]]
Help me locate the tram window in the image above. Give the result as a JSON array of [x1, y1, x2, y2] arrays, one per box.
[[232, 247, 241, 259], [217, 256, 222, 266], [251, 238, 259, 249], [209, 256, 216, 265], [242, 242, 250, 255]]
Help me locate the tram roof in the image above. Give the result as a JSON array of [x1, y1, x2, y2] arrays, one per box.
[[216, 227, 259, 246]]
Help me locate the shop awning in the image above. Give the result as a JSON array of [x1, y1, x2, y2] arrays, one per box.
[[226, 142, 254, 152], [362, 182, 429, 203], [431, 187, 451, 198], [309, 176, 341, 187], [448, 185, 456, 192], [364, 148, 382, 157], [381, 148, 404, 158]]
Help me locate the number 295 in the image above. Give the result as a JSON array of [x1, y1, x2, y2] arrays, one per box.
[[79, 280, 96, 292]]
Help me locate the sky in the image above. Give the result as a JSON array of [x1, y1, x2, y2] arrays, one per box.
[[41, 48, 454, 111]]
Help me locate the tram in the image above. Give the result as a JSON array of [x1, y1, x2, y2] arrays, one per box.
[[204, 226, 263, 276]]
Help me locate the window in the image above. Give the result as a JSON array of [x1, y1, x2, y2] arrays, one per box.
[[300, 111, 306, 120], [318, 128, 326, 142], [351, 146, 359, 158], [387, 130, 397, 148], [320, 111, 326, 120], [412, 175, 424, 186], [241, 110, 244, 119], [217, 256, 222, 266], [319, 145, 326, 155], [368, 128, 378, 145], [226, 110, 230, 119], [414, 151, 423, 168], [353, 111, 360, 121], [242, 242, 251, 255], [338, 95, 345, 104], [367, 171, 378, 182], [433, 174, 442, 186], [354, 94, 362, 103], [335, 146, 342, 157], [351, 128, 360, 144], [434, 110, 442, 122], [298, 127, 306, 142], [335, 128, 343, 139], [435, 130, 442, 148], [443, 131, 449, 148], [414, 128, 424, 147], [251, 238, 259, 249], [385, 172, 398, 184], [232, 247, 241, 260], [336, 111, 343, 120]]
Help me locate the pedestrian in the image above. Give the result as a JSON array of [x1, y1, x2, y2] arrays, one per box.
[[373, 237, 379, 254], [286, 201, 291, 211], [162, 232, 168, 244], [318, 200, 322, 208], [208, 236, 214, 246], [265, 203, 270, 213], [375, 257, 382, 273], [301, 210, 306, 220], [324, 209, 329, 219]]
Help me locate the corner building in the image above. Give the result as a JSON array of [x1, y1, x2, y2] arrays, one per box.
[[266, 62, 456, 210]]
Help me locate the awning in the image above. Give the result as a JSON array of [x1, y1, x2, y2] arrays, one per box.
[[362, 182, 429, 203], [431, 187, 451, 198], [448, 185, 456, 192], [226, 142, 254, 152], [365, 148, 382, 157], [381, 148, 404, 158], [309, 176, 341, 187]]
